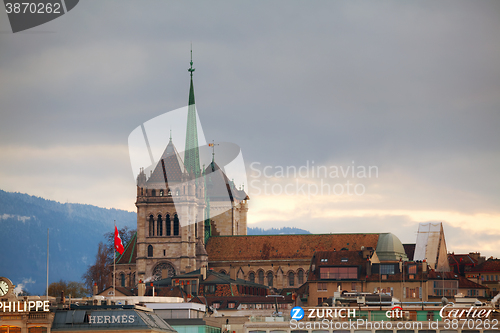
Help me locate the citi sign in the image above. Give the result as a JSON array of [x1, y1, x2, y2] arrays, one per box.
[[291, 306, 356, 320], [386, 306, 404, 319]]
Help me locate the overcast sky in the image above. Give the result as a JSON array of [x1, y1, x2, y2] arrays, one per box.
[[1, 1, 499, 257]]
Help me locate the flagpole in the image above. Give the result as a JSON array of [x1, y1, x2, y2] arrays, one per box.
[[46, 228, 49, 300], [113, 220, 116, 302]]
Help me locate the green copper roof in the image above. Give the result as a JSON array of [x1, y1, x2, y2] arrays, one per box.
[[184, 50, 201, 177]]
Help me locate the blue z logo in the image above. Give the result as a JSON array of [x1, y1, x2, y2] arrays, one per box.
[[291, 306, 304, 320]]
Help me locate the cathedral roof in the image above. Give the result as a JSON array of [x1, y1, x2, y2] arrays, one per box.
[[147, 139, 186, 184], [206, 233, 379, 261], [204, 161, 248, 202]]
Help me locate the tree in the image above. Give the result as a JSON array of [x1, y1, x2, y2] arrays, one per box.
[[48, 280, 87, 298], [103, 226, 136, 262], [82, 226, 136, 294], [82, 241, 111, 294]]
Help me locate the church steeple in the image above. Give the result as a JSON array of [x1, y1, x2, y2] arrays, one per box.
[[184, 48, 201, 178]]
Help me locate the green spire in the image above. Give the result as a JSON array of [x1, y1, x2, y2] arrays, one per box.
[[184, 48, 201, 178]]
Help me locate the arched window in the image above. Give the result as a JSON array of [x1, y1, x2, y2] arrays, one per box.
[[267, 272, 273, 287], [220, 270, 227, 275], [173, 214, 179, 236], [157, 215, 163, 236], [159, 189, 164, 196], [149, 215, 154, 237], [288, 272, 295, 287], [176, 189, 180, 196], [166, 214, 171, 236], [120, 273, 125, 287], [152, 189, 156, 196], [298, 270, 304, 285], [258, 270, 264, 285], [248, 272, 255, 283], [148, 245, 153, 257]]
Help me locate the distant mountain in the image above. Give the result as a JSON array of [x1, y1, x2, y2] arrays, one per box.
[[0, 190, 310, 295], [247, 226, 311, 235], [0, 190, 136, 295]]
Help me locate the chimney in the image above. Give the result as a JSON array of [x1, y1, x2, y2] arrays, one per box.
[[93, 283, 98, 296], [366, 258, 372, 276], [138, 280, 146, 297], [60, 291, 65, 304], [422, 260, 427, 273], [201, 266, 207, 280]]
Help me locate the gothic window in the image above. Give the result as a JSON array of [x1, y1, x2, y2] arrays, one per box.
[[173, 214, 179, 235], [258, 270, 264, 285], [298, 269, 304, 285], [152, 262, 176, 281], [249, 272, 255, 283], [157, 215, 163, 236], [120, 273, 125, 287], [166, 214, 171, 236], [159, 189, 164, 196], [288, 272, 295, 286], [149, 215, 154, 237], [152, 189, 156, 196], [267, 272, 273, 287], [148, 245, 153, 257]]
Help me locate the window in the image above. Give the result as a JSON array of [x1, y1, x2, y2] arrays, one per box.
[[298, 270, 304, 285], [152, 189, 156, 196], [173, 214, 180, 235], [159, 189, 164, 196], [267, 272, 273, 287], [320, 258, 328, 262], [166, 214, 171, 236], [319, 267, 357, 280], [288, 272, 295, 287], [341, 258, 348, 263], [408, 264, 417, 274], [157, 215, 163, 236], [148, 245, 153, 257], [317, 282, 327, 291], [258, 271, 264, 285], [212, 302, 220, 309], [149, 215, 154, 236], [228, 302, 236, 309], [249, 272, 255, 283], [120, 273, 125, 287], [380, 264, 395, 275], [351, 282, 357, 291]]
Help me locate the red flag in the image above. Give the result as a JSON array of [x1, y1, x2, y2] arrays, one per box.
[[114, 225, 125, 255]]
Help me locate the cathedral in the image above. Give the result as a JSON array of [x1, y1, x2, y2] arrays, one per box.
[[114, 55, 413, 292]]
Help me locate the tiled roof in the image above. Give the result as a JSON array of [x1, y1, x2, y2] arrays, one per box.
[[116, 232, 137, 265], [206, 233, 379, 261], [448, 253, 478, 266], [470, 259, 500, 273], [457, 276, 487, 289]]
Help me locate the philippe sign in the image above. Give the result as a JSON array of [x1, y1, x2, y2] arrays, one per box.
[[0, 300, 50, 312]]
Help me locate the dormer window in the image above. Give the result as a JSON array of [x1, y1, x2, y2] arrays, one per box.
[[341, 258, 348, 263], [320, 258, 328, 263]]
